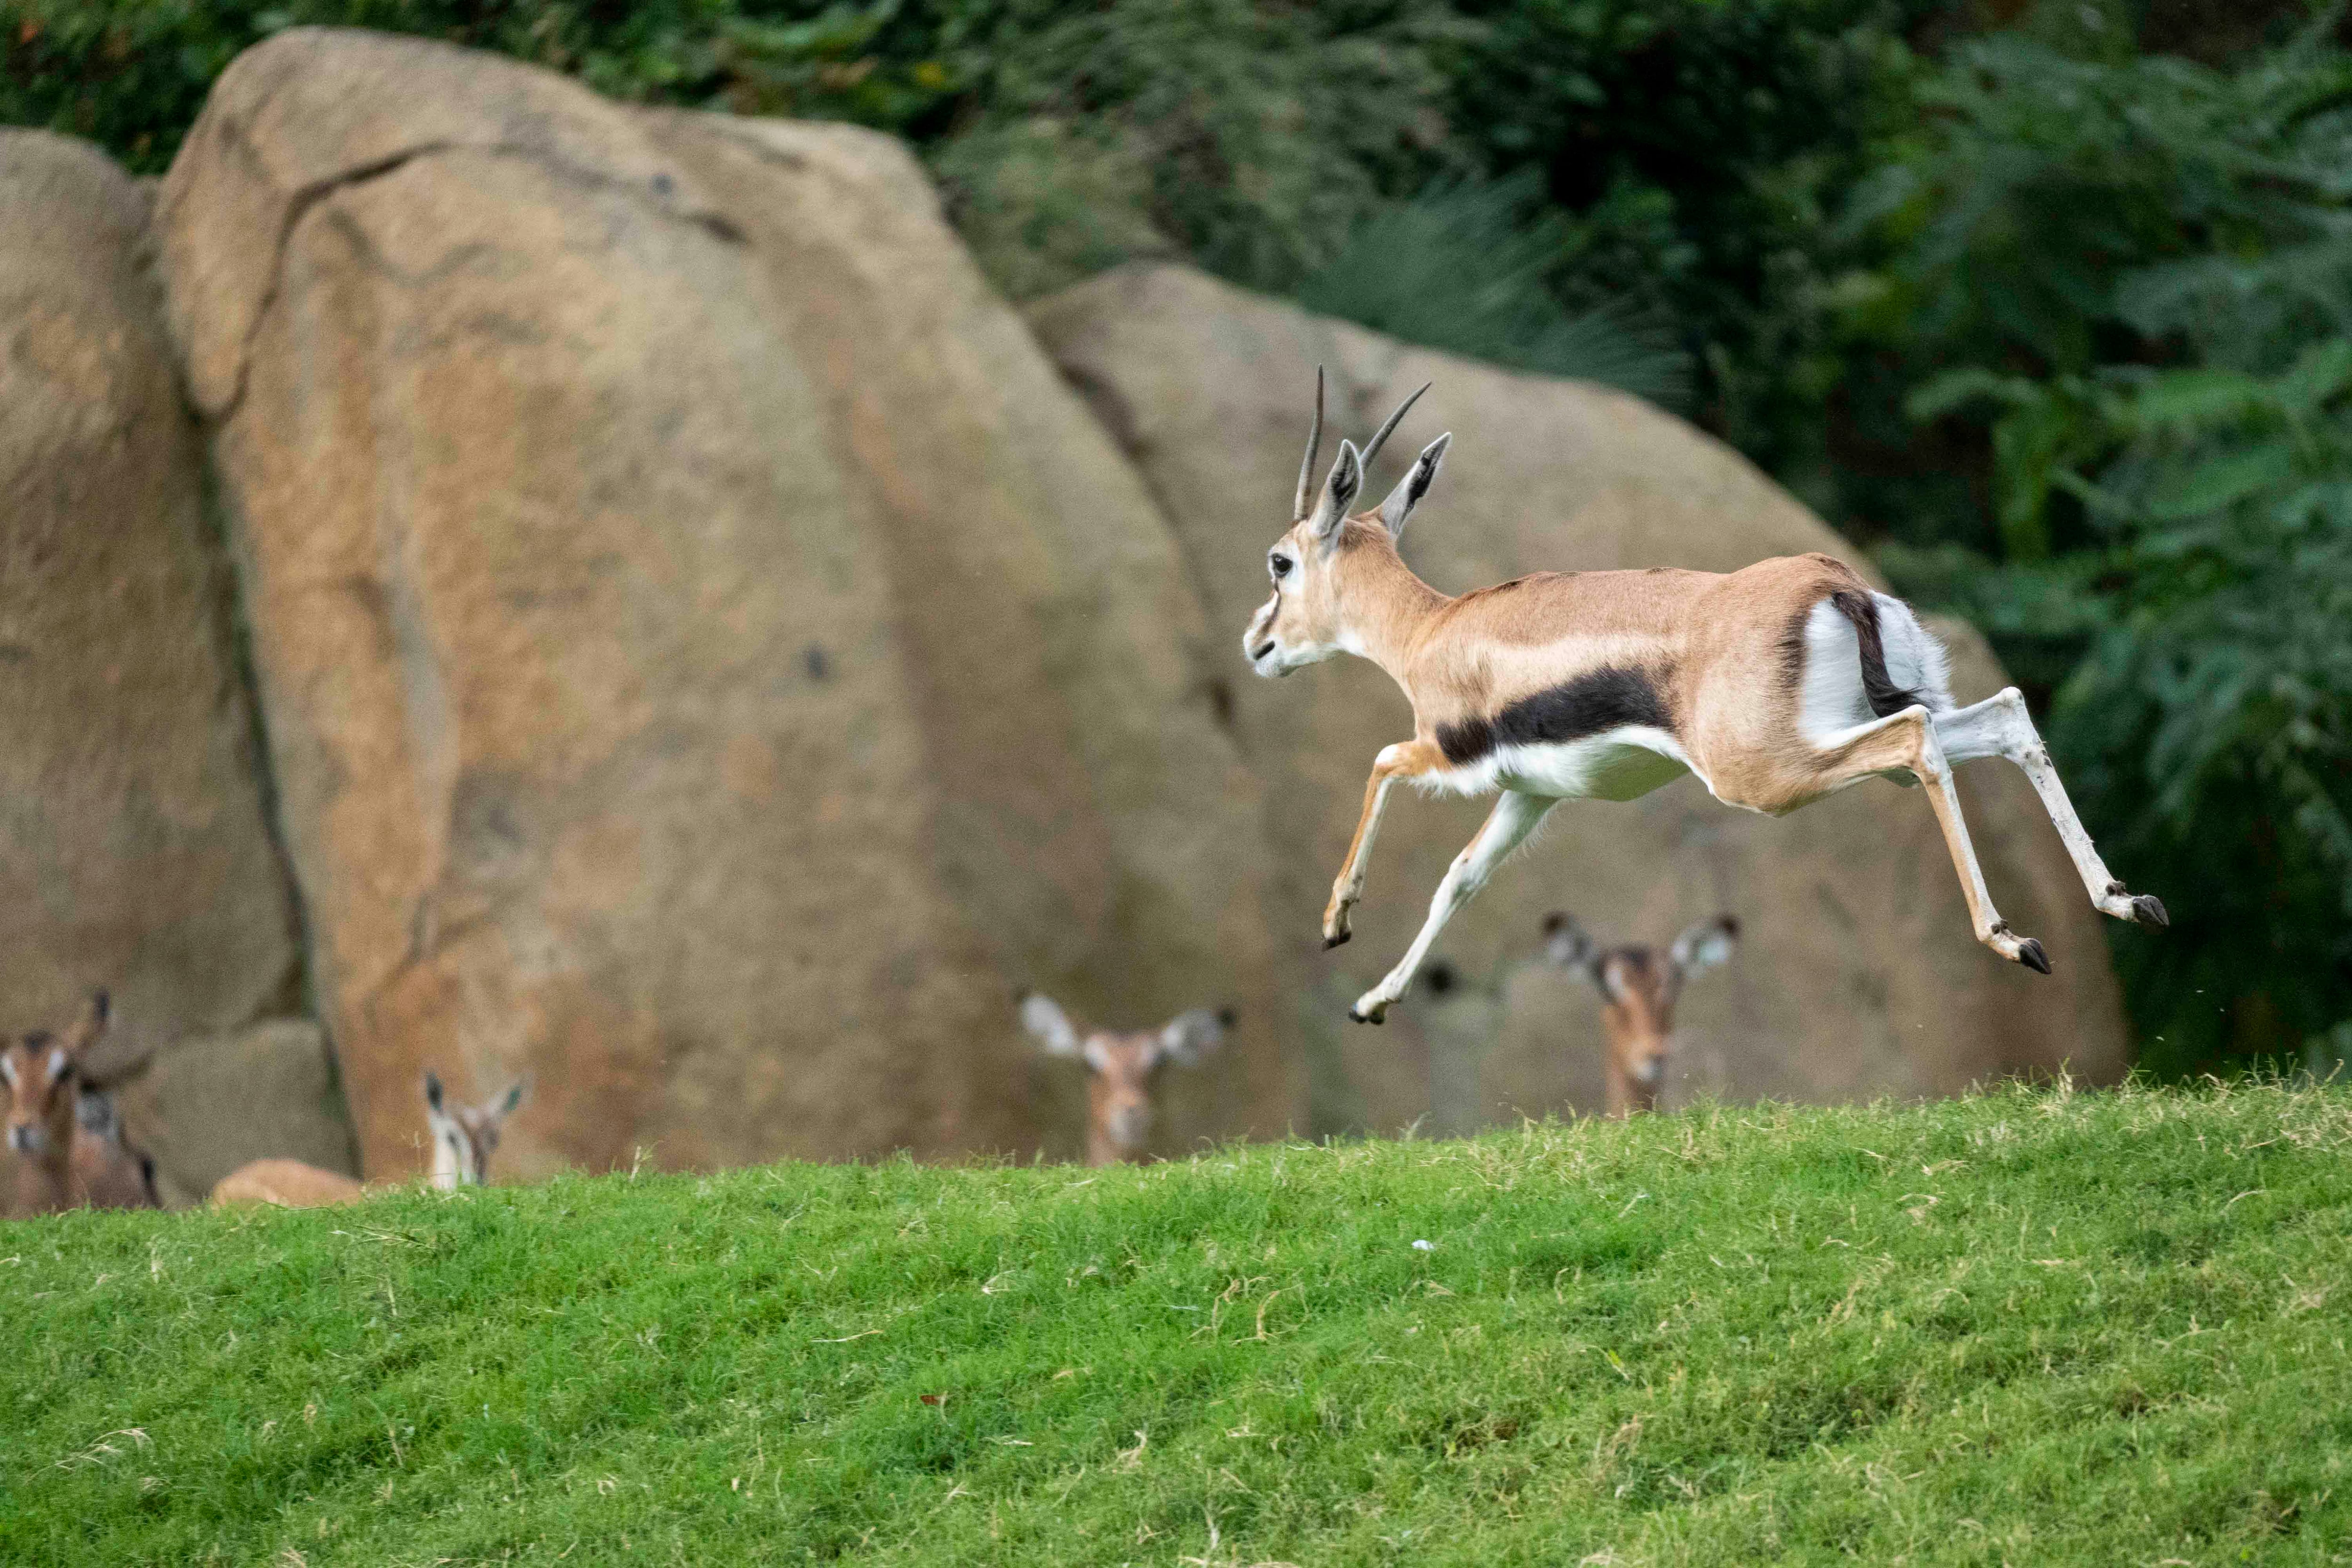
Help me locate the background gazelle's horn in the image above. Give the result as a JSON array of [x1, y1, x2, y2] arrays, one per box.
[[1293, 366, 1327, 522]]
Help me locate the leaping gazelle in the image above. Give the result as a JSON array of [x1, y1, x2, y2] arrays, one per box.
[[1243, 372, 2167, 1025]]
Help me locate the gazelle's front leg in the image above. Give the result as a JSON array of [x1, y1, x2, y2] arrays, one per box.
[[1351, 789, 1555, 1024], [1324, 739, 1445, 947]]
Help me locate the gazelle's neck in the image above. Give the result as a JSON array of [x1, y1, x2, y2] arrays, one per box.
[[430, 1134, 467, 1190], [1332, 525, 1449, 689]]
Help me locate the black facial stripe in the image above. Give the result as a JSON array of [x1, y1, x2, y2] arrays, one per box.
[[1435, 665, 1674, 766]]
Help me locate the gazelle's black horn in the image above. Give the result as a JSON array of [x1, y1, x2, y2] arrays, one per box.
[[1355, 381, 1421, 479], [1356, 381, 1431, 475], [1292, 366, 1327, 522]]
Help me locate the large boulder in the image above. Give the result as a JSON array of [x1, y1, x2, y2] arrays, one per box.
[[1028, 263, 2129, 1130], [0, 130, 326, 1198], [153, 31, 1297, 1177]]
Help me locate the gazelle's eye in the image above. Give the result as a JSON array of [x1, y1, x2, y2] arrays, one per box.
[[1269, 552, 1293, 580]]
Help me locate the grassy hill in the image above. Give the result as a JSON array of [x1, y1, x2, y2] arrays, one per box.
[[5, 1081, 2349, 1566]]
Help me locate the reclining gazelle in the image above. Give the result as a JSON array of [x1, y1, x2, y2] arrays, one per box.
[[1540, 912, 1736, 1116], [210, 1071, 525, 1207], [1244, 372, 2167, 1024], [1019, 994, 1231, 1166]]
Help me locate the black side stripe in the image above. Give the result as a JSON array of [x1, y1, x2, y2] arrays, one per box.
[[1435, 665, 1673, 766], [1825, 589, 1921, 718]]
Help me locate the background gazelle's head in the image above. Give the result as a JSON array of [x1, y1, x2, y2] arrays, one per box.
[[1020, 993, 1232, 1165], [1, 991, 109, 1163], [1541, 914, 1738, 1116], [423, 1070, 527, 1189], [1243, 368, 1451, 678]]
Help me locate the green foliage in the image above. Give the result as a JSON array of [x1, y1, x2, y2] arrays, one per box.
[[1295, 173, 1693, 406], [6, 1086, 2352, 1564], [0, 0, 1937, 355], [1445, 0, 1952, 482], [1841, 22, 2352, 1074]]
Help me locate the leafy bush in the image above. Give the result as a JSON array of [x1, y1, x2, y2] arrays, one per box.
[[1840, 24, 2352, 1073], [0, 0, 1933, 376], [1294, 172, 1692, 405]]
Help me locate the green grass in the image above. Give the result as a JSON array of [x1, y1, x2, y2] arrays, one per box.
[[6, 1082, 2351, 1565]]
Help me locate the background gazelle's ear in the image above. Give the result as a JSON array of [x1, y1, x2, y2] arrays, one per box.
[[1541, 911, 1598, 972], [1019, 993, 1085, 1059], [1670, 915, 1740, 979], [1379, 433, 1451, 537], [490, 1077, 529, 1122], [1309, 440, 1363, 541], [62, 989, 110, 1058], [1155, 1007, 1232, 1067]]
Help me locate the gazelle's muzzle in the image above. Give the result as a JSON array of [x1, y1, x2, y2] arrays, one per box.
[[8, 1122, 47, 1155], [1243, 595, 1295, 677]]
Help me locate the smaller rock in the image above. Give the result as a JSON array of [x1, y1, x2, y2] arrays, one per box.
[[118, 1020, 357, 1203]]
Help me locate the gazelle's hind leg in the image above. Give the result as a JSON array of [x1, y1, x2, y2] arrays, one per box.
[[1934, 687, 2168, 929], [1350, 789, 1555, 1024], [1821, 706, 2052, 973]]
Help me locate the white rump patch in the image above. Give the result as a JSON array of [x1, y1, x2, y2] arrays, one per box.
[[1796, 596, 1954, 748], [1872, 592, 1953, 711]]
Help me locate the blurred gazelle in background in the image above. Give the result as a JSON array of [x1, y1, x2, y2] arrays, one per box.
[[1021, 995, 1232, 1165], [1540, 914, 1738, 1116]]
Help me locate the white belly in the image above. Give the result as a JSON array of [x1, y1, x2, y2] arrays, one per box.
[[1432, 725, 1693, 802]]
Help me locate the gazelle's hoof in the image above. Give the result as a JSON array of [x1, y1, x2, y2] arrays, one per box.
[[2130, 894, 2169, 930], [1347, 997, 1389, 1026], [2015, 938, 2051, 975], [1323, 929, 1351, 950]]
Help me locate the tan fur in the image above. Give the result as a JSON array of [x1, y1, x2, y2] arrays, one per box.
[[210, 1157, 366, 1209], [208, 1071, 524, 1208], [1261, 523, 1864, 807], [1020, 995, 1229, 1166], [1542, 915, 1736, 1116], [1248, 379, 2164, 1022], [1076, 1033, 1169, 1168], [1593, 950, 1676, 1118], [2, 993, 159, 1217]]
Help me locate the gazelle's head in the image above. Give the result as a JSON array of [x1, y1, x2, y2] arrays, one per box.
[[1541, 914, 1737, 1114], [0, 991, 108, 1164], [423, 1070, 528, 1189], [1244, 369, 1450, 678], [1020, 993, 1233, 1164]]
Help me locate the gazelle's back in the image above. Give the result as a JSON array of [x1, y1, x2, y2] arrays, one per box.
[[211, 1157, 365, 1209]]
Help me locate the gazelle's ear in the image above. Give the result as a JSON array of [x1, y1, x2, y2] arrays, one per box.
[[1155, 1007, 1232, 1068], [1542, 912, 1613, 996], [1378, 434, 1450, 537], [1019, 993, 1084, 1059], [491, 1077, 529, 1122], [1670, 915, 1739, 979], [1308, 440, 1363, 542], [1541, 912, 1597, 971], [62, 990, 109, 1058]]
